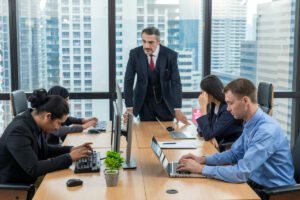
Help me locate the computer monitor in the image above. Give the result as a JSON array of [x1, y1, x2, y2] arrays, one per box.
[[112, 101, 121, 153], [122, 112, 137, 169]]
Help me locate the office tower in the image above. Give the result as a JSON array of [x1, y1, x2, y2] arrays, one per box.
[[178, 49, 194, 116], [115, 0, 136, 85], [45, 0, 60, 88], [240, 41, 257, 85], [18, 0, 47, 91], [256, 0, 295, 139], [179, 0, 203, 71], [0, 0, 11, 134], [57, 0, 108, 119], [211, 0, 247, 82]]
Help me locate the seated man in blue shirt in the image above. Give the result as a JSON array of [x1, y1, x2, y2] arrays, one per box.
[[176, 78, 296, 197]]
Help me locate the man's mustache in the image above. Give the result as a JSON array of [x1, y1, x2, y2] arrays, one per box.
[[143, 48, 152, 51]]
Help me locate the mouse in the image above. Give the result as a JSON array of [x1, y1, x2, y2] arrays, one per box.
[[166, 126, 174, 132], [88, 129, 100, 134], [66, 178, 83, 187]]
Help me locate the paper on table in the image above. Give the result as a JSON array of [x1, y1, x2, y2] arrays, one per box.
[[158, 140, 196, 149]]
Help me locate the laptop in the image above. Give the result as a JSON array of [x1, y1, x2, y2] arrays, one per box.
[[151, 136, 205, 178], [155, 117, 197, 139]]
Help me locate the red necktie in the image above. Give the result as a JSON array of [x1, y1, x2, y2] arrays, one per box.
[[150, 55, 155, 71]]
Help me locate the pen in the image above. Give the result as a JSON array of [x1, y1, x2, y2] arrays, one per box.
[[162, 142, 176, 145]]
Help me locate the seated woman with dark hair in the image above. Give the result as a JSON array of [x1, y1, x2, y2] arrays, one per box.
[[197, 75, 243, 150], [47, 86, 98, 144], [0, 89, 92, 184]]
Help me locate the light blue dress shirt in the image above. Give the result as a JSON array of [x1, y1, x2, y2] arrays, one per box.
[[202, 108, 296, 188]]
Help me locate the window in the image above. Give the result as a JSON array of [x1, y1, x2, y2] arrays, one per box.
[[62, 7, 69, 13], [62, 32, 69, 38], [63, 72, 70, 78], [73, 48, 81, 54], [84, 64, 91, 70], [84, 40, 91, 46], [74, 72, 81, 78], [84, 48, 91, 54], [62, 15, 69, 23], [73, 40, 80, 46], [73, 32, 80, 38], [84, 24, 91, 30], [84, 56, 91, 62], [83, 7, 91, 14], [63, 64, 70, 70], [62, 56, 70, 62], [85, 80, 92, 86], [84, 16, 91, 23], [84, 32, 91, 38], [74, 80, 81, 86], [73, 56, 81, 62], [73, 7, 80, 13], [62, 48, 70, 54], [62, 40, 70, 46], [62, 23, 69, 30], [211, 0, 296, 140], [73, 24, 80, 30], [74, 64, 81, 70], [73, 16, 80, 22], [85, 72, 92, 78]]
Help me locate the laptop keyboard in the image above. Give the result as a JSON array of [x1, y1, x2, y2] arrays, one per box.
[[95, 121, 107, 131], [172, 163, 191, 175]]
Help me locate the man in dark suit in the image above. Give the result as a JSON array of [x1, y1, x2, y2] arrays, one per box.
[[124, 27, 189, 124]]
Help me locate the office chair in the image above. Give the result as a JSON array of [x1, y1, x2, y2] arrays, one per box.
[[10, 90, 28, 117], [0, 184, 35, 200], [257, 82, 274, 116], [259, 136, 300, 200], [218, 82, 274, 152]]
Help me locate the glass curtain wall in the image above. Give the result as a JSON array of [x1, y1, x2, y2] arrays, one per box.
[[211, 0, 296, 140]]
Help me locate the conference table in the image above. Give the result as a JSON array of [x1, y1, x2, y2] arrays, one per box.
[[33, 121, 260, 200]]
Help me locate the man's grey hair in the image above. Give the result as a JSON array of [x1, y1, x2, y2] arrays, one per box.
[[141, 27, 160, 40]]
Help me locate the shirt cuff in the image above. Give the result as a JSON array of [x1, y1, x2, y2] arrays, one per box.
[[174, 108, 181, 110], [65, 153, 73, 163], [205, 155, 214, 165], [202, 165, 215, 176]]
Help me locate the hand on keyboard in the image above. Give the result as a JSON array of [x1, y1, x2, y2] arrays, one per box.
[[74, 151, 101, 173], [70, 142, 93, 161]]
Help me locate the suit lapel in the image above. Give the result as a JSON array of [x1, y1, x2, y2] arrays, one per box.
[[157, 45, 166, 81], [138, 47, 148, 79]]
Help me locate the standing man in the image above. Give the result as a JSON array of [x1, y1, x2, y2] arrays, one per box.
[[124, 27, 189, 124], [176, 78, 295, 197]]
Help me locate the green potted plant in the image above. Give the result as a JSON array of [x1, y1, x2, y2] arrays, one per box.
[[104, 151, 124, 187]]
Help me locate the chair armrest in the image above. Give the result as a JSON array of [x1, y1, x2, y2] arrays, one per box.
[[0, 183, 34, 191], [262, 184, 300, 195]]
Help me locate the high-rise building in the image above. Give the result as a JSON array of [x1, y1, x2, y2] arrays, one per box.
[[211, 0, 247, 81], [18, 0, 47, 91], [0, 0, 11, 133], [256, 0, 295, 139], [240, 40, 257, 85]]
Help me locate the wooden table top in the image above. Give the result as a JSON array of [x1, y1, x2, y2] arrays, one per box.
[[33, 148, 146, 200], [34, 121, 260, 200]]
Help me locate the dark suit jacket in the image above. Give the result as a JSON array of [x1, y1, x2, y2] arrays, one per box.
[[0, 109, 73, 184], [196, 102, 243, 143], [124, 45, 182, 116]]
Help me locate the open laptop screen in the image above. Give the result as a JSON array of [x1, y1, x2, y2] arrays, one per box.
[[151, 136, 162, 159]]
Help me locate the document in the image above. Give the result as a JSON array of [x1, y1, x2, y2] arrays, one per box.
[[158, 140, 196, 149]]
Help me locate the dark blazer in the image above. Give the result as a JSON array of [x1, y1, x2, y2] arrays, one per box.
[[124, 45, 182, 116], [196, 102, 243, 143], [47, 116, 83, 144], [0, 109, 73, 184]]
